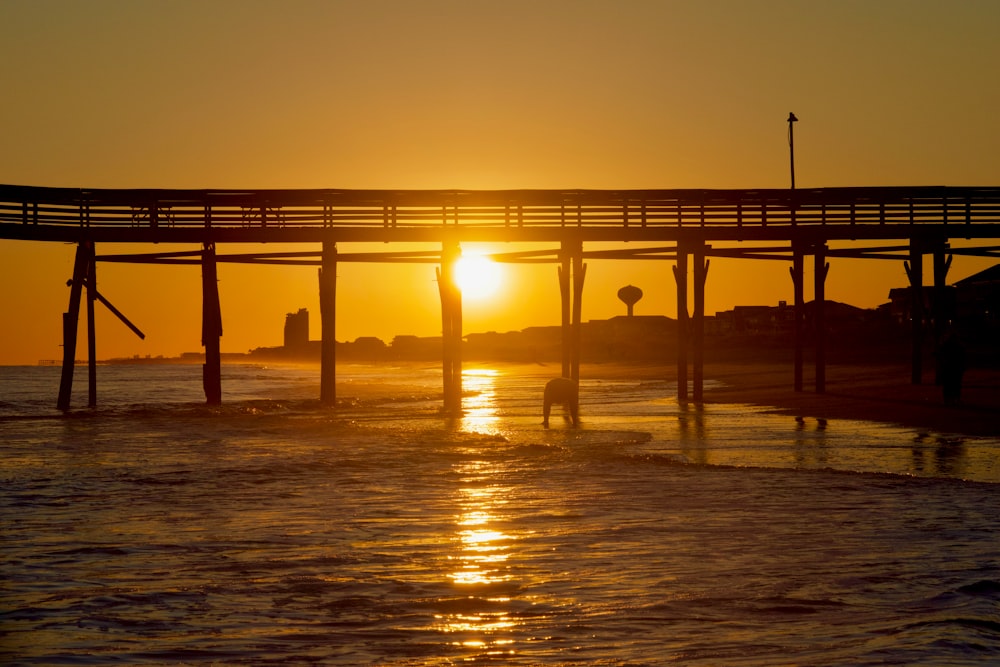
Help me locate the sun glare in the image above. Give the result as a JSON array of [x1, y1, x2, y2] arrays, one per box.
[[455, 255, 503, 300]]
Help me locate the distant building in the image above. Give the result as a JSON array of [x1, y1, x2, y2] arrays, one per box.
[[252, 270, 1000, 367], [886, 263, 1000, 334], [583, 315, 675, 361], [730, 303, 793, 334], [953, 264, 1000, 335], [283, 308, 310, 350], [390, 335, 440, 360], [351, 336, 388, 361], [711, 301, 795, 335]]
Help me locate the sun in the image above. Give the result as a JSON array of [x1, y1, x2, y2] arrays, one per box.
[[455, 255, 503, 300]]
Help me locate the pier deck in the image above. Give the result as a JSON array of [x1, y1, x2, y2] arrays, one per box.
[[3, 185, 1000, 243], [3, 184, 998, 411]]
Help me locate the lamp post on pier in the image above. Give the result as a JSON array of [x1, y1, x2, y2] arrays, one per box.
[[787, 111, 805, 393], [787, 112, 798, 190]]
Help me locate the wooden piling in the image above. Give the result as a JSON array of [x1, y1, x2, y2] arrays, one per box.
[[438, 240, 462, 414], [437, 264, 452, 410], [790, 243, 805, 392], [692, 243, 709, 402], [673, 247, 689, 401], [56, 241, 92, 411], [559, 250, 571, 379], [931, 241, 952, 384], [556, 240, 585, 383], [814, 243, 829, 393], [453, 274, 463, 411], [201, 242, 222, 405], [319, 241, 337, 406], [905, 240, 924, 385], [86, 243, 97, 408], [571, 249, 586, 383]]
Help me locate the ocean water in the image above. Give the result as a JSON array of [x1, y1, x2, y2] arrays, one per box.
[[2, 362, 999, 665]]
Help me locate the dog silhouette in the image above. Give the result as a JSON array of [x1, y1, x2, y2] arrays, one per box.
[[543, 377, 579, 428]]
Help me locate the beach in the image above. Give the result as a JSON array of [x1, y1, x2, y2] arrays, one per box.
[[3, 362, 999, 664], [699, 361, 1000, 438], [483, 357, 1000, 439]]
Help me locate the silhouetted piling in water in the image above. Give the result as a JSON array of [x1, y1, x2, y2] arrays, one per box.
[[201, 242, 222, 405], [319, 242, 337, 406]]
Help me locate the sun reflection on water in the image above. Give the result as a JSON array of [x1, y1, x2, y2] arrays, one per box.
[[459, 368, 503, 435], [448, 474, 513, 587], [436, 454, 522, 657]]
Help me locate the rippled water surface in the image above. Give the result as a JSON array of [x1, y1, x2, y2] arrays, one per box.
[[2, 363, 999, 665]]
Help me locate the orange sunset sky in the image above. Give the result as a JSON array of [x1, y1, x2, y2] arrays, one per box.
[[1, 0, 999, 365]]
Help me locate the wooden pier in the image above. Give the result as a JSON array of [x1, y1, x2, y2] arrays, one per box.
[[2, 184, 999, 411]]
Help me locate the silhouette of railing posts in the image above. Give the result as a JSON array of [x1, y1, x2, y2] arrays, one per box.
[[319, 241, 337, 406]]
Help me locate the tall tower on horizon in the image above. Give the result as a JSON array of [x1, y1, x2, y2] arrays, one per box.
[[283, 308, 309, 350]]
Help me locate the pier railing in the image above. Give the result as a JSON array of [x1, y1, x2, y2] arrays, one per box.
[[3, 185, 1000, 241], [11, 183, 999, 410]]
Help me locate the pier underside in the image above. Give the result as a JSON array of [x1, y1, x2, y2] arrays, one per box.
[[3, 184, 998, 411]]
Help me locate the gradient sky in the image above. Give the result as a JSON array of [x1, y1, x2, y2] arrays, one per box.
[[1, 0, 998, 365]]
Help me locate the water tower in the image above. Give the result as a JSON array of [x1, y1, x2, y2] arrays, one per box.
[[617, 284, 643, 317]]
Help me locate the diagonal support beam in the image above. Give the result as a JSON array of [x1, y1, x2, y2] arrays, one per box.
[[81, 280, 146, 340]]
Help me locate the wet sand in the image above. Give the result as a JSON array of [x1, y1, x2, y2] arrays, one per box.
[[335, 359, 1000, 438], [606, 361, 1000, 438], [526, 360, 998, 438], [699, 362, 1000, 438]]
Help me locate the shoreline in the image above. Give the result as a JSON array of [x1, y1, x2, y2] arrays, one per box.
[[342, 359, 1000, 439], [700, 362, 999, 438], [482, 360, 1000, 439], [19, 358, 1000, 438]]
